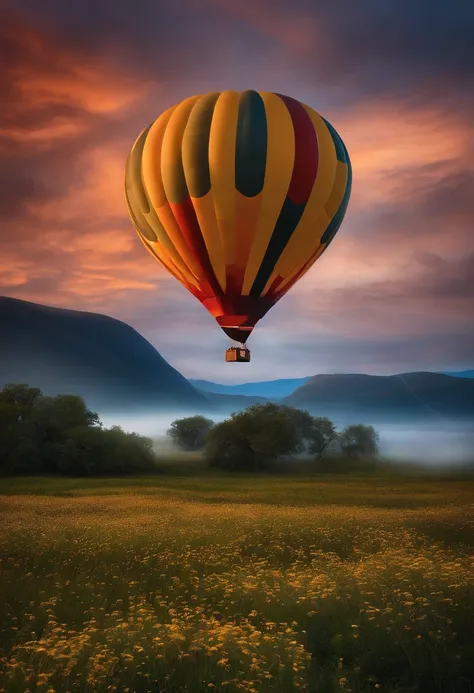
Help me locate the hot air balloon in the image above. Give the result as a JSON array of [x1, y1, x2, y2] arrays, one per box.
[[125, 90, 351, 362]]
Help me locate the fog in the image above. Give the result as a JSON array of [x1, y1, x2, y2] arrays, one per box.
[[99, 411, 228, 438], [375, 422, 474, 465], [99, 410, 474, 468]]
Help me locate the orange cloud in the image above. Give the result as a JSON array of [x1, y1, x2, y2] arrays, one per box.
[[0, 119, 90, 150], [0, 11, 150, 157], [330, 100, 472, 210], [27, 144, 132, 224], [0, 11, 166, 312], [62, 272, 158, 297], [16, 64, 144, 117]]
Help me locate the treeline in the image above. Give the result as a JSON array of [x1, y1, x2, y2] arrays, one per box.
[[0, 384, 155, 476], [1, 384, 381, 476], [167, 403, 380, 471]]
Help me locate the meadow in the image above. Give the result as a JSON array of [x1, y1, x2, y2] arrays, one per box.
[[0, 469, 473, 693]]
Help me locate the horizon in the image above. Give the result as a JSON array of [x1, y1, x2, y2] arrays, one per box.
[[190, 370, 474, 386], [1, 0, 473, 384], [2, 294, 472, 385]]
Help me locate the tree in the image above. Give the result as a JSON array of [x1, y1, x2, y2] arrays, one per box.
[[280, 406, 315, 453], [35, 394, 101, 431], [31, 395, 100, 453], [0, 383, 42, 411], [204, 403, 308, 471], [0, 384, 43, 474], [0, 383, 156, 476], [339, 424, 380, 459], [167, 415, 215, 450], [309, 417, 338, 459], [20, 394, 101, 473], [0, 401, 22, 475]]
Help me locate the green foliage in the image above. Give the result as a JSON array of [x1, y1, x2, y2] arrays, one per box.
[[204, 404, 381, 472], [167, 415, 215, 450], [0, 383, 42, 410], [279, 405, 315, 453], [339, 423, 380, 459], [35, 393, 101, 430], [205, 402, 308, 471], [308, 416, 338, 458], [0, 383, 384, 477], [0, 383, 156, 476], [0, 384, 43, 475]]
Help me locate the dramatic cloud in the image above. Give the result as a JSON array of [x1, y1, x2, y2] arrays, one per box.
[[0, 0, 473, 382]]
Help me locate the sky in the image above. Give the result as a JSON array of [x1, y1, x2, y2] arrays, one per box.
[[1, 0, 473, 384]]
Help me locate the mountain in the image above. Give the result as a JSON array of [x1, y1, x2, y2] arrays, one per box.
[[199, 391, 269, 410], [444, 370, 474, 379], [189, 377, 311, 399], [0, 296, 208, 413], [283, 372, 474, 423], [3, 296, 473, 424]]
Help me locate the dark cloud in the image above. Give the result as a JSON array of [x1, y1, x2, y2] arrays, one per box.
[[9, 0, 474, 106], [0, 163, 48, 218], [359, 162, 474, 254], [300, 253, 474, 339], [4, 0, 241, 87], [405, 168, 474, 223], [313, 0, 474, 90], [273, 0, 474, 108], [410, 254, 474, 300], [1, 13, 94, 134], [358, 253, 474, 302], [0, 143, 91, 226]]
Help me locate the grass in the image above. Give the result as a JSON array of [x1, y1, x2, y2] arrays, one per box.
[[0, 469, 473, 692]]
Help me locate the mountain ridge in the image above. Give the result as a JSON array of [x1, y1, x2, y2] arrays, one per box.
[[443, 370, 474, 379], [0, 295, 207, 413], [2, 296, 473, 422], [189, 377, 311, 399], [283, 371, 474, 422]]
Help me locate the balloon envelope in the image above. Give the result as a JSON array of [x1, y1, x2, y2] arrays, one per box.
[[125, 90, 351, 343]]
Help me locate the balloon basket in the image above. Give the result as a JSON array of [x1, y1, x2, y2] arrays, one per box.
[[225, 346, 251, 363]]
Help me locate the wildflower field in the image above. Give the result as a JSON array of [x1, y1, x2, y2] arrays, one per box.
[[0, 473, 473, 693]]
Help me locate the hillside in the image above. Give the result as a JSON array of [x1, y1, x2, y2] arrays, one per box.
[[284, 372, 474, 422], [0, 296, 208, 413], [200, 391, 269, 411], [2, 296, 473, 424], [444, 370, 474, 379], [189, 377, 311, 399]]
